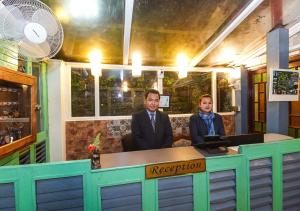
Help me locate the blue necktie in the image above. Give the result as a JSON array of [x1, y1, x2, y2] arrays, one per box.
[[150, 113, 155, 132]]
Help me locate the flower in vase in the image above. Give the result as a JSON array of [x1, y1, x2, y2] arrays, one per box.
[[87, 144, 96, 152], [88, 132, 101, 153]]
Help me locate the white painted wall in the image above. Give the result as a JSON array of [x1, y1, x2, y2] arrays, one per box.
[[47, 60, 67, 161]]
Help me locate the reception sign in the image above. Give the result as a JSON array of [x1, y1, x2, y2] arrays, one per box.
[[145, 158, 206, 179]]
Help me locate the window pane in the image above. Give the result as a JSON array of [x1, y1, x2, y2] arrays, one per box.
[[163, 72, 211, 114], [254, 84, 258, 102], [71, 68, 95, 117], [0, 82, 31, 142], [217, 73, 232, 112], [254, 122, 261, 132], [99, 69, 157, 116], [262, 73, 267, 82], [253, 74, 261, 83]]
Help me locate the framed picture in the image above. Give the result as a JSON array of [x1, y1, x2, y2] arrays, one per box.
[[159, 95, 170, 108], [269, 69, 299, 101]]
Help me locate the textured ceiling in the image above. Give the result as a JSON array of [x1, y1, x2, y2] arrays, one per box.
[[41, 0, 300, 67]]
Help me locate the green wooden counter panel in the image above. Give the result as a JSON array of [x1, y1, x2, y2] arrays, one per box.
[[0, 139, 299, 211]]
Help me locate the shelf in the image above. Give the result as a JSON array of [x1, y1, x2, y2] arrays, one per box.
[[0, 67, 37, 159], [0, 117, 30, 123]]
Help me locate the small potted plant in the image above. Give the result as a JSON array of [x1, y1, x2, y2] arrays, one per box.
[[88, 132, 101, 169]]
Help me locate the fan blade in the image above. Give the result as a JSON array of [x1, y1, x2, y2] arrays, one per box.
[[0, 5, 26, 40], [31, 8, 59, 36], [19, 38, 51, 59]]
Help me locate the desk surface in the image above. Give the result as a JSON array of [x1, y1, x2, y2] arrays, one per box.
[[100, 146, 236, 168], [264, 133, 293, 142], [100, 134, 295, 169]]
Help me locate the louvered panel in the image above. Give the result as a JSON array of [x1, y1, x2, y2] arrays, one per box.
[[283, 152, 300, 211], [35, 141, 46, 163], [0, 183, 16, 211], [158, 176, 193, 211], [210, 170, 236, 211], [36, 176, 83, 211], [101, 183, 142, 211], [0, 40, 18, 71], [250, 158, 272, 211], [19, 150, 31, 165]]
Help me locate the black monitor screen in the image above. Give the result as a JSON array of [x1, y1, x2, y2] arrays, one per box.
[[222, 133, 264, 146], [194, 133, 264, 149], [204, 135, 220, 142]]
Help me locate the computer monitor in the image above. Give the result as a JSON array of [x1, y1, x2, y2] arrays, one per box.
[[203, 135, 221, 142], [194, 135, 230, 149], [222, 133, 264, 146], [194, 133, 264, 150]]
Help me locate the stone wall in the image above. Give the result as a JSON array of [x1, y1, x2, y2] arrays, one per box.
[[65, 114, 235, 160]]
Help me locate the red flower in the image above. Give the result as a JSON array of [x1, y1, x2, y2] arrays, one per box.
[[88, 144, 96, 152]]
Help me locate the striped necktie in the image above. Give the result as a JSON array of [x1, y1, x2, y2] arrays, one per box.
[[150, 112, 155, 132]]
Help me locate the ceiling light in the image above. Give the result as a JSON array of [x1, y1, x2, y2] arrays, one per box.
[[68, 0, 99, 19], [177, 53, 188, 79], [88, 49, 102, 77], [132, 52, 142, 77], [217, 47, 237, 63]]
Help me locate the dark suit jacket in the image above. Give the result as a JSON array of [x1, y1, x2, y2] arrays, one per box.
[[131, 109, 173, 150], [189, 112, 225, 145]]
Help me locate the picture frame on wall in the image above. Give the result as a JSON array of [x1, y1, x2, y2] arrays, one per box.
[[159, 95, 170, 108], [269, 69, 299, 101]]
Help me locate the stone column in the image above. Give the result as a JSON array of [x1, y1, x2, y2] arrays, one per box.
[[235, 65, 248, 134], [266, 27, 289, 134]]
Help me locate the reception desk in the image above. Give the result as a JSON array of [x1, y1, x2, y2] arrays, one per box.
[[100, 146, 237, 168], [0, 139, 300, 211]]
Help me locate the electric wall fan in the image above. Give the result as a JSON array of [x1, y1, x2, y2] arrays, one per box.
[[0, 0, 63, 60]]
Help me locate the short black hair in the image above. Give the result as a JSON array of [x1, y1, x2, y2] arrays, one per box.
[[144, 89, 160, 99], [198, 94, 212, 103]]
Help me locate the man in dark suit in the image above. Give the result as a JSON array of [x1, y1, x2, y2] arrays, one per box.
[[131, 89, 173, 150]]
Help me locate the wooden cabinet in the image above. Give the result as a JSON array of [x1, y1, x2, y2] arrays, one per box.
[[0, 67, 37, 158]]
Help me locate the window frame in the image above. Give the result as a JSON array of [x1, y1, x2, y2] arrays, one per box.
[[65, 62, 235, 120]]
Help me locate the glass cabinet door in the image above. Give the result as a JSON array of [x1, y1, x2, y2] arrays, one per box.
[[0, 67, 37, 158]]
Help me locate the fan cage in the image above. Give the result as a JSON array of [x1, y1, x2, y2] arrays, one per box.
[[1, 0, 64, 60]]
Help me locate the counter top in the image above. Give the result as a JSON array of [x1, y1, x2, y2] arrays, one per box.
[[264, 133, 293, 142], [100, 146, 237, 168]]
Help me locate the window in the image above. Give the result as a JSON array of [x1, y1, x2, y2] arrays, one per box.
[[99, 69, 157, 116], [71, 68, 95, 117], [216, 73, 232, 112], [163, 71, 211, 114], [69, 66, 233, 117]]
